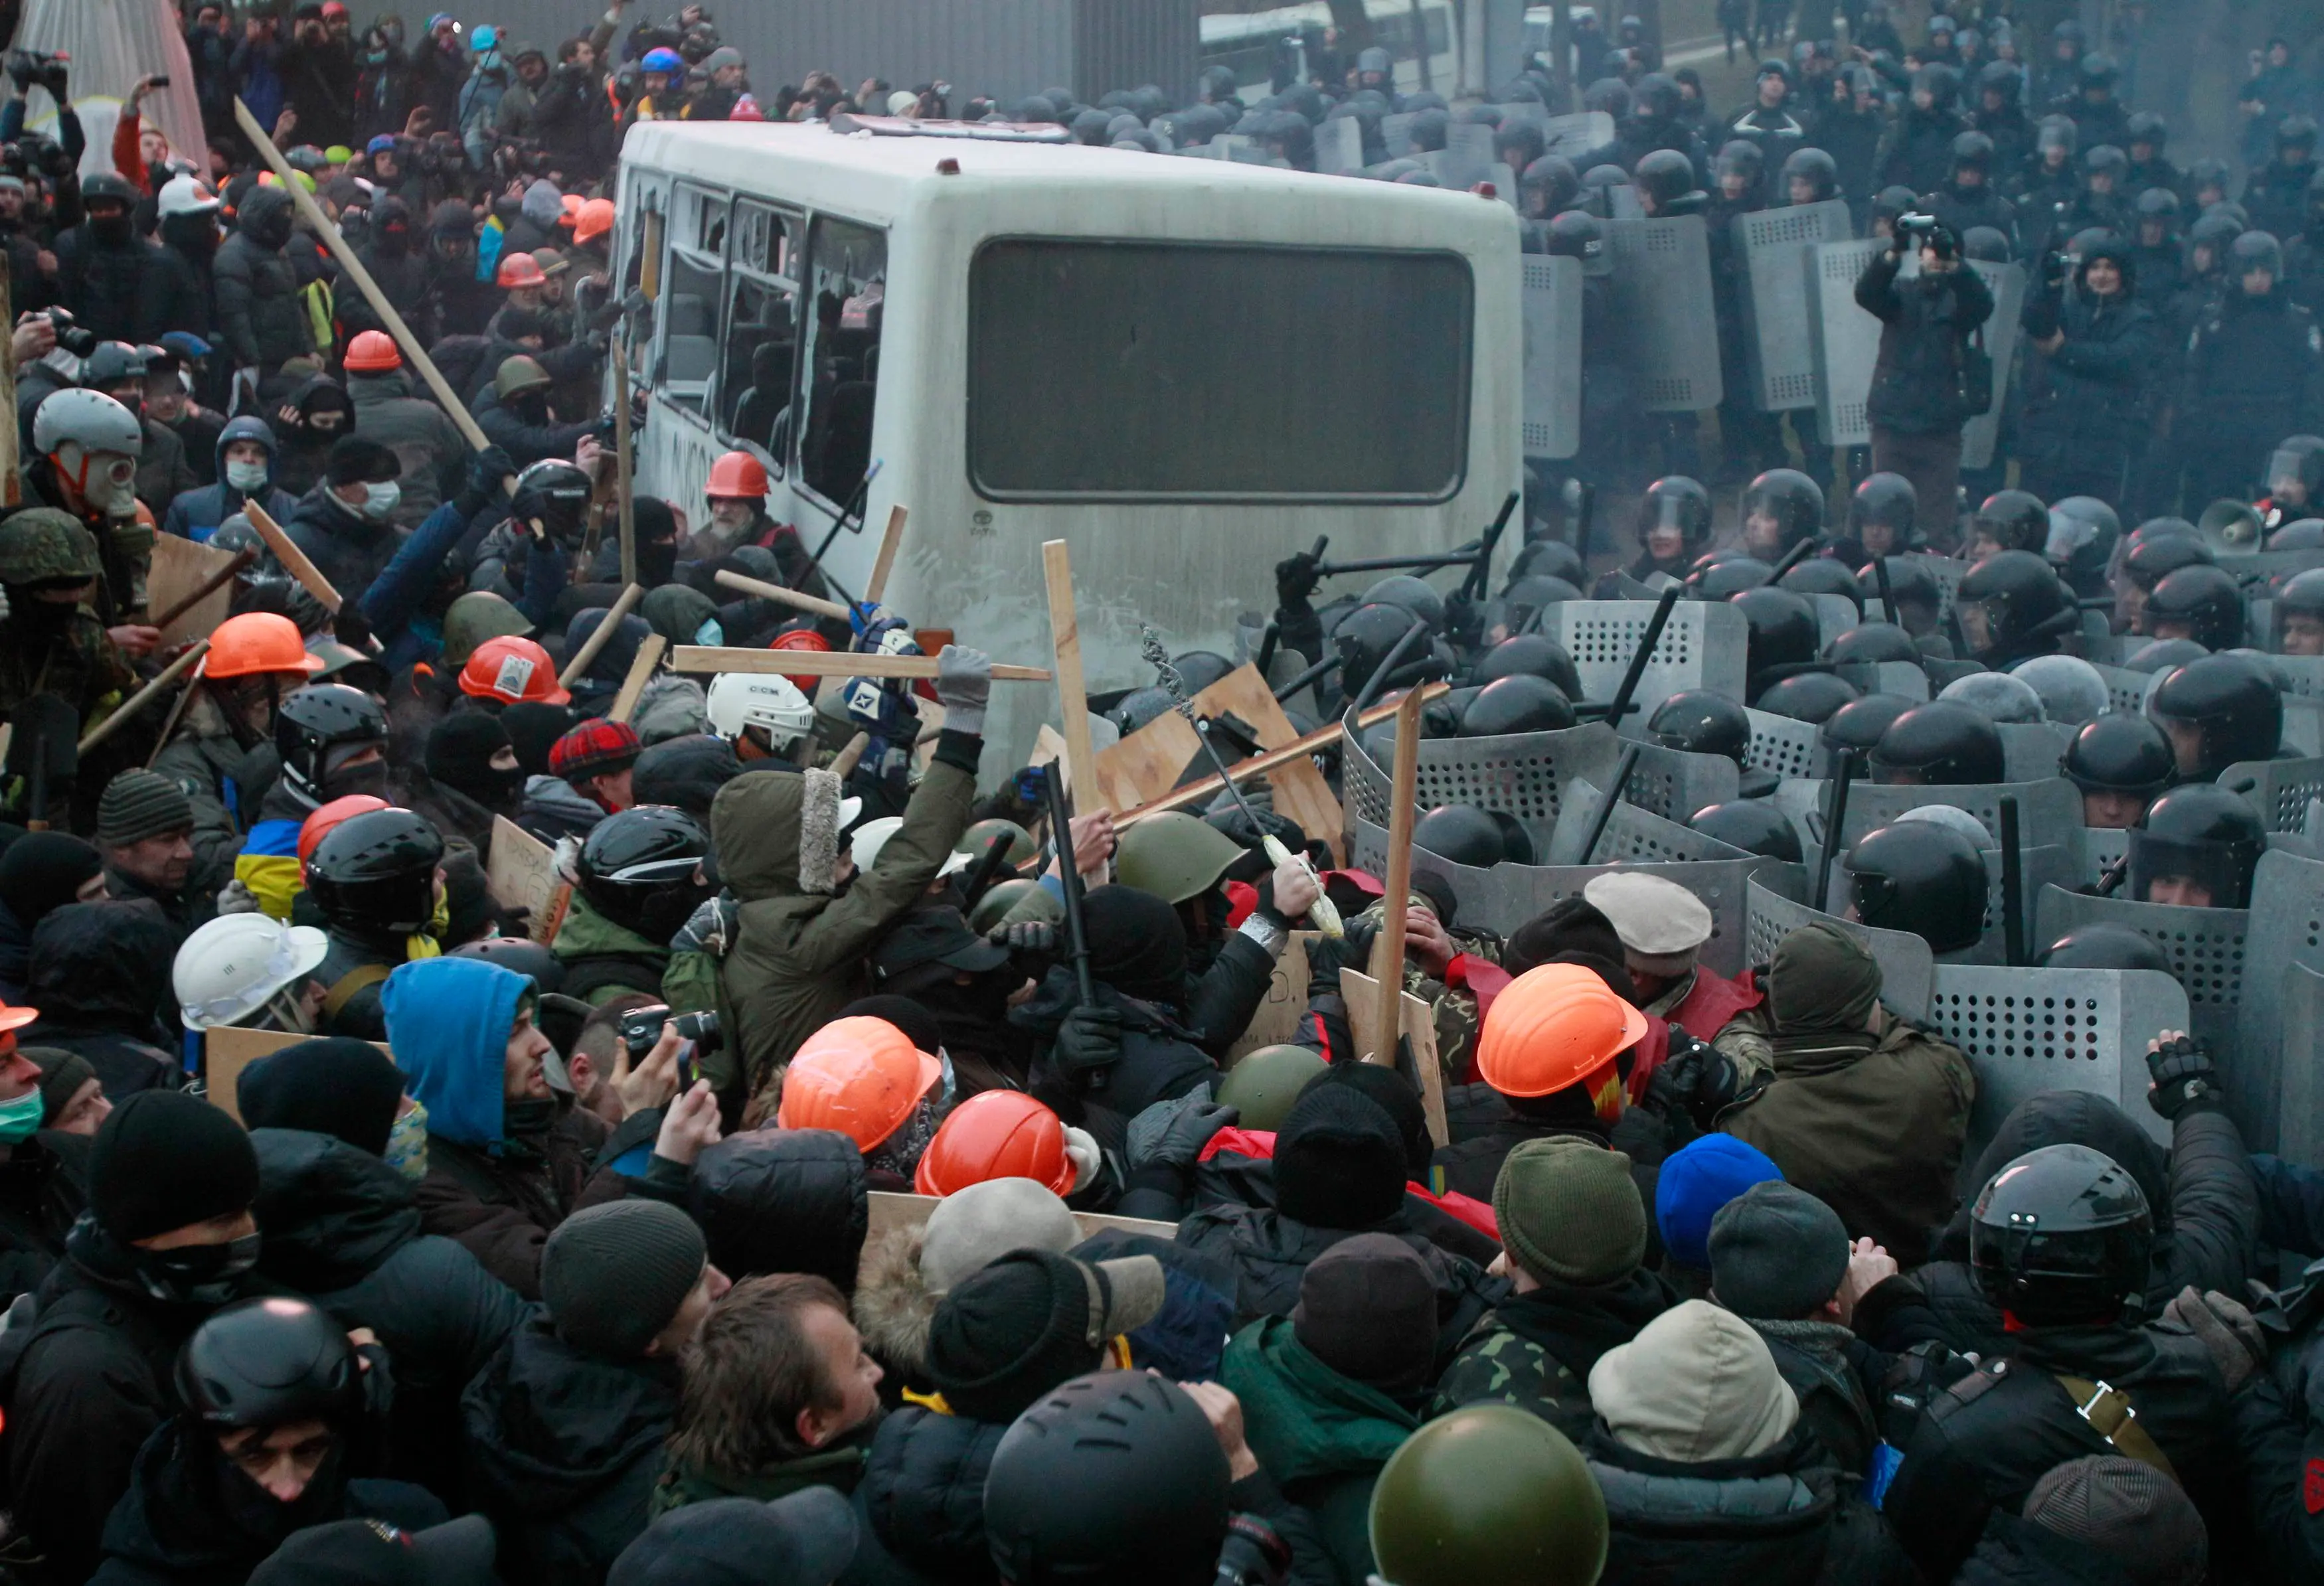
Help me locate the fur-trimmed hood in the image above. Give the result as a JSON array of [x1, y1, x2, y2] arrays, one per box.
[[852, 1224, 937, 1381], [712, 764, 844, 898]]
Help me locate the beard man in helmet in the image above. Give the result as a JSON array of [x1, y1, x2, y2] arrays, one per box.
[[697, 449, 836, 605]]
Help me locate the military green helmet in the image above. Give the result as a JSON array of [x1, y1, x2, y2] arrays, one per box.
[[0, 509, 101, 585], [968, 876, 1058, 934], [1215, 1044, 1327, 1131], [1114, 810, 1246, 905], [442, 590, 537, 667], [495, 355, 553, 400], [1369, 1405, 1609, 1586], [959, 818, 1037, 866]]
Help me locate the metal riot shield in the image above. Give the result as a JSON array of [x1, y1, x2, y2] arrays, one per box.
[[1603, 214, 1722, 412], [1809, 238, 1888, 447], [1522, 253, 1584, 461], [1959, 257, 2025, 471], [1537, 111, 1614, 163], [1382, 112, 1418, 159], [1442, 121, 1495, 183], [1736, 200, 1854, 412], [1313, 118, 1365, 177], [1495, 100, 1548, 127]]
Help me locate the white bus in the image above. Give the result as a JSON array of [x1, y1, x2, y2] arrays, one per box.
[[1197, 0, 1461, 97], [614, 117, 1521, 765]]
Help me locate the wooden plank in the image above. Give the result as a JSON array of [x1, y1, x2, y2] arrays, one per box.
[[558, 583, 644, 686], [207, 1026, 394, 1123], [78, 641, 208, 753], [608, 634, 666, 724], [147, 532, 241, 647], [1226, 933, 1317, 1060], [487, 815, 567, 943], [713, 568, 851, 621], [671, 647, 1052, 681], [866, 506, 908, 603], [240, 501, 342, 613], [1339, 966, 1449, 1148], [1370, 686, 1427, 1064], [1093, 707, 1203, 815], [1114, 681, 1451, 828], [863, 1190, 1177, 1258], [1041, 540, 1099, 807]]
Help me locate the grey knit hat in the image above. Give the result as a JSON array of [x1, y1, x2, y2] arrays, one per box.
[[2024, 1457, 2207, 1586], [542, 1200, 707, 1358], [96, 769, 194, 846], [1708, 1180, 1849, 1320], [1493, 1137, 1645, 1285]]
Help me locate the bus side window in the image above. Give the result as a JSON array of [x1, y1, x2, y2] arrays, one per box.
[[797, 216, 885, 507], [718, 204, 803, 469]]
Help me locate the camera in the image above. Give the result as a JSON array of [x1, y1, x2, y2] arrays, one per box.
[[1895, 212, 1938, 240], [42, 307, 96, 357], [616, 1004, 720, 1059]]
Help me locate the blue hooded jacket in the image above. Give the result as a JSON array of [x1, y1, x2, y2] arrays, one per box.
[[162, 414, 299, 542], [382, 957, 527, 1151]]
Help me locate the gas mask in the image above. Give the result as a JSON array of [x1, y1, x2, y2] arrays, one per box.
[[55, 444, 140, 518]]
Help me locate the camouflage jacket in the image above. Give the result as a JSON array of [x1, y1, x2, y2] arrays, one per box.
[[1349, 896, 1504, 1091], [1429, 1271, 1675, 1441], [0, 609, 135, 726]]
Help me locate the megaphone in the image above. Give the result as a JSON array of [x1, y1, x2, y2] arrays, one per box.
[[2197, 499, 2264, 554]]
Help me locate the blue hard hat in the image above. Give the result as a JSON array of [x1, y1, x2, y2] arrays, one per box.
[[641, 46, 683, 74], [367, 133, 398, 155], [471, 23, 499, 51]]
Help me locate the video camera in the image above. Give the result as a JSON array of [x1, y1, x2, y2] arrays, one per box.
[[616, 1003, 720, 1088], [5, 50, 68, 100], [1893, 212, 1958, 260]]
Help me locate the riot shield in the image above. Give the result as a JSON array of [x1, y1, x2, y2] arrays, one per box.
[[1522, 253, 1583, 461], [1736, 200, 1854, 412], [1440, 121, 1495, 187], [1314, 118, 1365, 177], [1603, 214, 1722, 412], [1537, 110, 1614, 163], [1808, 238, 1888, 447], [1959, 257, 2025, 471], [1382, 112, 1418, 159]]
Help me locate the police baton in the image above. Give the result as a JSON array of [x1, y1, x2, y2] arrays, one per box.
[[1461, 491, 1523, 600], [1599, 584, 1681, 728], [1041, 762, 1102, 1091], [1999, 795, 2027, 966], [1811, 749, 1859, 913], [1578, 744, 1642, 865]]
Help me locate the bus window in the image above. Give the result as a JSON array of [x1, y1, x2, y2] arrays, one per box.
[[798, 216, 886, 507], [719, 202, 803, 465], [967, 240, 1471, 501], [659, 185, 728, 416]]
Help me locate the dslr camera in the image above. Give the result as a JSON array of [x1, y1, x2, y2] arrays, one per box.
[[42, 307, 96, 357]]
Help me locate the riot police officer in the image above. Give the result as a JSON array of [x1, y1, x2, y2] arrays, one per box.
[[2148, 653, 2282, 781], [2063, 714, 2177, 828], [1845, 819, 1988, 955], [1870, 700, 2006, 785], [2129, 783, 2266, 908], [1955, 550, 2074, 667], [2179, 230, 2324, 508]]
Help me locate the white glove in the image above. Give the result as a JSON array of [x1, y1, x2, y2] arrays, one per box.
[[216, 879, 262, 916]]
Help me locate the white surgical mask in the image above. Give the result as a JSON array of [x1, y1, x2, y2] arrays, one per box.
[[224, 459, 270, 493], [362, 480, 401, 521], [694, 618, 724, 646]]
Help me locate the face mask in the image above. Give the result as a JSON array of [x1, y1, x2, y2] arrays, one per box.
[[321, 757, 390, 802], [139, 1230, 260, 1305], [384, 1101, 428, 1182], [693, 618, 724, 646], [90, 212, 133, 246], [82, 452, 140, 517], [0, 1087, 43, 1144], [363, 481, 401, 522], [225, 459, 270, 493]]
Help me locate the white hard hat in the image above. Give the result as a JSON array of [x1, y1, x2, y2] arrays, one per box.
[[174, 914, 330, 1031], [32, 388, 144, 461], [849, 814, 972, 876], [157, 173, 222, 219], [704, 671, 815, 748]]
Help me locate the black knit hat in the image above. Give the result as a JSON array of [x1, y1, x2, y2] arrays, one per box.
[[0, 831, 103, 925], [96, 769, 195, 846], [1505, 896, 1626, 975], [925, 1249, 1166, 1423], [542, 1200, 706, 1357], [1292, 1232, 1437, 1394], [1082, 886, 1188, 1004], [501, 701, 574, 779], [325, 436, 400, 487], [90, 1089, 260, 1242], [24, 1046, 94, 1124], [1273, 1082, 1408, 1229], [235, 1036, 408, 1158], [1316, 1060, 1430, 1174]]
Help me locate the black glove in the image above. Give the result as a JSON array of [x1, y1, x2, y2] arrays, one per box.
[[2146, 1034, 2222, 1121], [1274, 548, 1323, 611], [461, 444, 516, 511], [331, 600, 374, 654], [38, 58, 67, 102], [1053, 1004, 1122, 1080], [1304, 917, 1378, 1000], [991, 919, 1057, 967], [1139, 1100, 1239, 1172], [5, 54, 33, 92]]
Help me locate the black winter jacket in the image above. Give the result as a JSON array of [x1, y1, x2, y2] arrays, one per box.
[[687, 1127, 869, 1291], [1013, 972, 1218, 1137], [411, 1105, 652, 1300], [282, 485, 405, 601], [858, 1406, 1009, 1586], [1856, 247, 1997, 435], [212, 188, 313, 370], [52, 224, 205, 346], [461, 1312, 679, 1586], [1586, 1425, 1845, 1586], [2180, 287, 2324, 453], [0, 1130, 86, 1308], [2022, 283, 2157, 458], [1953, 1512, 2127, 1585]]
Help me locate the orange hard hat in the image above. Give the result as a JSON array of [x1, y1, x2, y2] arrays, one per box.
[[574, 198, 615, 245], [914, 1090, 1074, 1196], [706, 450, 770, 500], [297, 793, 391, 871], [1475, 962, 1648, 1099], [769, 627, 831, 691], [495, 251, 547, 289], [777, 1016, 942, 1151], [560, 193, 584, 218], [459, 635, 571, 705], [202, 612, 331, 681], [0, 1000, 37, 1036], [344, 330, 402, 372]]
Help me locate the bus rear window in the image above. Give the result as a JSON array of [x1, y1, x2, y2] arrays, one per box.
[[967, 241, 1471, 501]]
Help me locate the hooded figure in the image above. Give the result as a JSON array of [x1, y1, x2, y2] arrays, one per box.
[[0, 833, 104, 1000], [687, 1127, 869, 1291], [162, 416, 301, 544], [402, 712, 523, 856], [283, 432, 404, 594], [213, 185, 317, 375], [2019, 236, 2158, 504], [380, 957, 627, 1298], [23, 900, 181, 1099], [270, 374, 359, 499]]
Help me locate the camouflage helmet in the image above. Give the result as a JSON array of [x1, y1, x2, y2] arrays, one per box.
[[441, 590, 537, 667], [0, 509, 101, 584], [493, 355, 554, 400], [1215, 1045, 1327, 1131], [1114, 810, 1246, 906], [959, 817, 1037, 866], [1369, 1405, 1609, 1586], [968, 876, 1056, 934]]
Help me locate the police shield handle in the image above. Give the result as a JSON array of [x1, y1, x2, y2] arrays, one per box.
[[1370, 684, 1427, 1068], [238, 501, 343, 613], [76, 639, 210, 755], [608, 634, 667, 725], [557, 583, 645, 688], [1041, 540, 1098, 807], [670, 647, 1054, 682], [230, 98, 510, 490], [711, 568, 851, 623]]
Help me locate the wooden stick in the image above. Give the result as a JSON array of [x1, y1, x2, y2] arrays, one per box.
[[1041, 540, 1098, 805], [143, 677, 198, 769], [614, 329, 637, 589], [234, 98, 499, 467], [867, 505, 908, 603], [1114, 682, 1452, 827], [608, 633, 665, 724], [149, 546, 258, 632], [558, 583, 645, 686], [239, 502, 343, 613], [80, 641, 209, 753], [1369, 686, 1426, 1064], [671, 647, 1052, 682], [830, 731, 872, 777], [0, 252, 17, 508], [712, 568, 851, 622]]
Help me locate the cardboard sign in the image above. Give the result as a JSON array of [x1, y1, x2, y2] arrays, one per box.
[[147, 532, 240, 647], [206, 1025, 392, 1123], [1226, 933, 1317, 1061], [1339, 966, 1449, 1149], [486, 816, 569, 943]]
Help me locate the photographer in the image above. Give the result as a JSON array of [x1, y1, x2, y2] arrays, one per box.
[[2019, 235, 2157, 503], [1855, 216, 1994, 550]]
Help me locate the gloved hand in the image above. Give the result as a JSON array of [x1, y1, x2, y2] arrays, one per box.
[[2162, 1285, 2267, 1394], [216, 878, 262, 916], [461, 444, 517, 510], [935, 645, 991, 736], [1138, 1099, 1238, 1172], [332, 600, 374, 654], [1274, 548, 1323, 611], [1053, 1003, 1122, 1081], [991, 919, 1056, 959], [38, 56, 68, 102], [840, 676, 909, 735], [2145, 1031, 2222, 1121], [1304, 916, 1378, 998]]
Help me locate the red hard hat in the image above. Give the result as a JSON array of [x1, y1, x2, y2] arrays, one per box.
[[202, 611, 329, 680], [706, 450, 770, 500], [343, 330, 402, 372], [459, 635, 570, 705], [298, 793, 391, 872], [495, 251, 548, 289], [914, 1091, 1074, 1196], [769, 627, 831, 691]]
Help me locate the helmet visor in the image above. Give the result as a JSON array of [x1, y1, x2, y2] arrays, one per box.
[[2269, 446, 2319, 504]]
